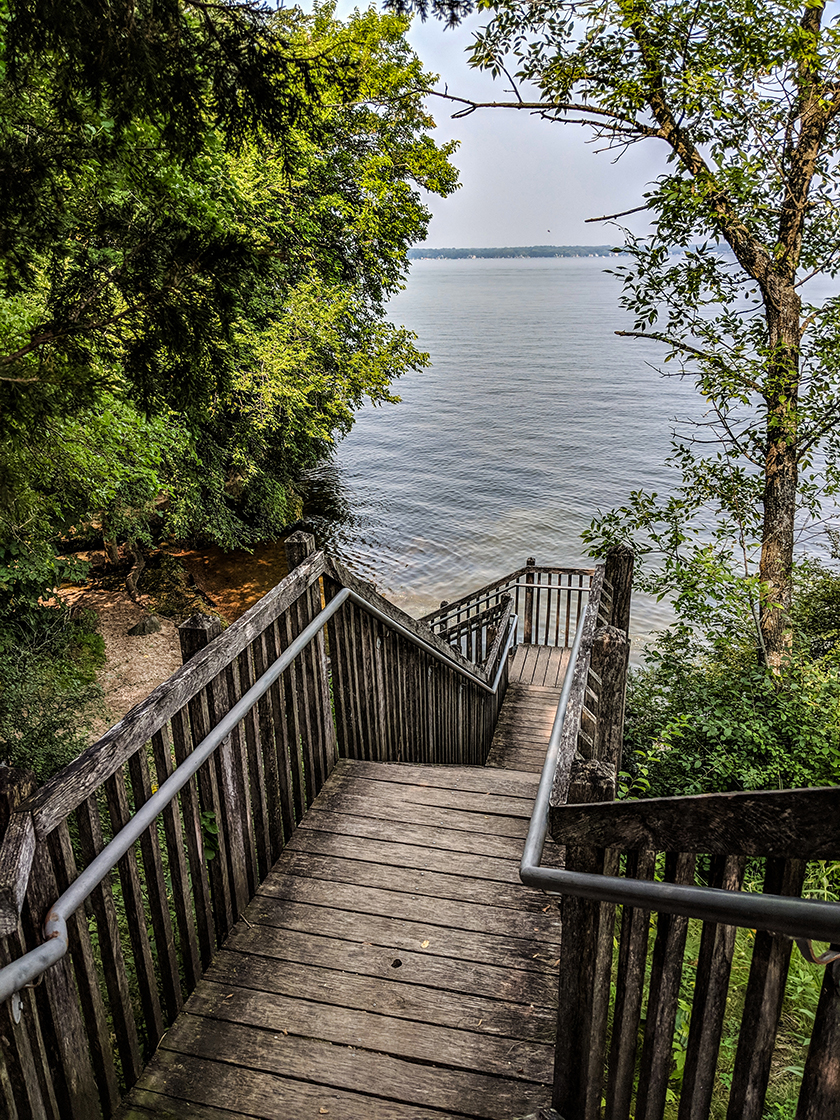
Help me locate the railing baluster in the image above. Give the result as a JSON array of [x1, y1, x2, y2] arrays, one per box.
[[179, 620, 234, 941], [150, 728, 202, 990], [169, 707, 215, 967], [678, 855, 746, 1120], [125, 750, 182, 1022], [103, 769, 165, 1052], [796, 952, 840, 1119], [49, 820, 120, 1115], [75, 797, 144, 1093], [605, 849, 657, 1120], [636, 852, 697, 1120], [234, 648, 272, 882], [727, 857, 806, 1120]]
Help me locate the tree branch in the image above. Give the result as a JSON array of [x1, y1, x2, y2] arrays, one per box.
[[586, 204, 649, 223]]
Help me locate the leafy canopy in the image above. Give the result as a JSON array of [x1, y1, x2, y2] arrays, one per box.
[[0, 2, 458, 607]]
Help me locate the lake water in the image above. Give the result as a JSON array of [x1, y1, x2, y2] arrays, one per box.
[[299, 256, 801, 659]]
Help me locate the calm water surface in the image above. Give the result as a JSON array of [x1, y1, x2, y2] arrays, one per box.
[[302, 257, 725, 658]]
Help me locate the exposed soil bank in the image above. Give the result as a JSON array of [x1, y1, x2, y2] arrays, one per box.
[[169, 541, 289, 623], [59, 541, 290, 735]]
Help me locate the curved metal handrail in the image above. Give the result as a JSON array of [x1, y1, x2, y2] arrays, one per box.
[[519, 603, 840, 946], [0, 583, 517, 1008]]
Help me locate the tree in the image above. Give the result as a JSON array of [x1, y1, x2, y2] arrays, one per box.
[[0, 0, 365, 427], [0, 3, 458, 608], [396, 0, 840, 668]]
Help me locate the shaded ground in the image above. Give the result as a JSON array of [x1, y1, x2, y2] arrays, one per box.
[[58, 542, 288, 736], [170, 542, 288, 624], [60, 576, 183, 737]]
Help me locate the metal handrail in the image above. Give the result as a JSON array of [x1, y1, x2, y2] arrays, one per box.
[[0, 584, 517, 1007], [519, 604, 840, 945]]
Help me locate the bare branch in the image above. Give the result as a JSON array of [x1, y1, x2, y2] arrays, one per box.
[[425, 88, 650, 131], [586, 204, 649, 223]]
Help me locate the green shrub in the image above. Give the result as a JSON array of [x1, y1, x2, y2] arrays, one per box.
[[0, 605, 105, 781], [621, 627, 840, 798]]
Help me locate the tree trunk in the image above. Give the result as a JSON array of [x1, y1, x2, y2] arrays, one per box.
[[759, 282, 801, 670]]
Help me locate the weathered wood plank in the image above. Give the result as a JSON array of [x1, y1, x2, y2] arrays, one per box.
[[337, 758, 539, 796], [119, 1088, 256, 1120], [132, 1047, 490, 1120], [285, 827, 524, 885], [241, 893, 561, 974], [27, 552, 327, 838], [175, 987, 553, 1093], [299, 806, 528, 861], [321, 770, 536, 818], [205, 949, 556, 1041], [310, 785, 531, 838], [485, 751, 544, 774], [217, 921, 556, 1003], [270, 848, 548, 912], [257, 870, 559, 940], [550, 786, 840, 858]]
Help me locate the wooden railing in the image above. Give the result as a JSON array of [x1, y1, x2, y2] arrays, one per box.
[[549, 789, 840, 1120], [433, 594, 512, 667], [323, 557, 513, 767], [422, 559, 597, 649], [0, 534, 515, 1119], [519, 545, 840, 1119]]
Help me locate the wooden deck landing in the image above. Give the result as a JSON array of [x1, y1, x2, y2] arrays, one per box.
[[120, 759, 561, 1120], [119, 645, 570, 1120], [485, 646, 571, 774]]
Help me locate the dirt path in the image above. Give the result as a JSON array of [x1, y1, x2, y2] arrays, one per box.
[[60, 581, 182, 737], [59, 542, 289, 738]]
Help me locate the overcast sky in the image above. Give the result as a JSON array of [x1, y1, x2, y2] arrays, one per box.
[[400, 13, 668, 247]]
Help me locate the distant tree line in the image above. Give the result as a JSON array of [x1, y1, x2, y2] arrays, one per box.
[[407, 245, 614, 258]]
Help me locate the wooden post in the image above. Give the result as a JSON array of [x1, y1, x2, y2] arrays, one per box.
[[796, 954, 840, 1119], [523, 557, 536, 645], [553, 759, 618, 1120], [604, 546, 634, 634], [284, 532, 338, 798], [0, 768, 60, 1120], [178, 612, 223, 662], [589, 624, 630, 777]]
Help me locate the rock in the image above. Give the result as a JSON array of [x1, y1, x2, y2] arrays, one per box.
[[514, 1111, 565, 1120], [514, 1110, 565, 1120], [127, 615, 163, 636]]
